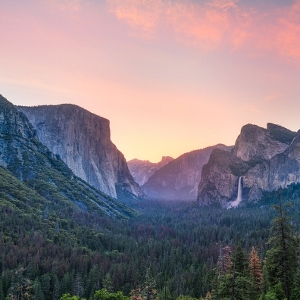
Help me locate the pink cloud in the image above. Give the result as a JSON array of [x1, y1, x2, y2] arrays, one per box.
[[106, 0, 300, 62], [166, 2, 230, 50], [40, 0, 82, 11], [275, 1, 300, 60], [263, 92, 283, 102], [107, 0, 235, 49], [207, 0, 239, 11], [106, 0, 164, 37]]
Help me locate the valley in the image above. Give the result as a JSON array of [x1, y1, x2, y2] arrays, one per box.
[[1, 94, 300, 299]]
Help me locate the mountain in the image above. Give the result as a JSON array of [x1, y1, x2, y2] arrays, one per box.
[[197, 123, 298, 206], [142, 144, 231, 200], [127, 156, 174, 186], [0, 94, 134, 218], [17, 104, 143, 200]]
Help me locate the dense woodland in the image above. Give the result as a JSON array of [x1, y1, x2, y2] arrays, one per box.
[[1, 169, 300, 299]]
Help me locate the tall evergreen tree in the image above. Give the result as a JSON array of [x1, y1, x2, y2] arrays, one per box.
[[217, 246, 232, 278], [229, 245, 254, 300], [249, 246, 263, 293], [73, 273, 84, 298], [291, 270, 300, 300], [0, 280, 4, 300], [233, 245, 248, 276], [265, 193, 298, 300]]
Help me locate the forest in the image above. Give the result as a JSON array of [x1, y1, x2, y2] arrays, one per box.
[[1, 175, 300, 300]]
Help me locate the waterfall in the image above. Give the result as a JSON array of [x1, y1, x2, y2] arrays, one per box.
[[228, 177, 242, 208]]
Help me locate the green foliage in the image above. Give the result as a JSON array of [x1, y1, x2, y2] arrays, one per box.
[[60, 293, 83, 300], [0, 280, 4, 300], [176, 296, 199, 300], [265, 196, 297, 300], [0, 192, 290, 299], [263, 282, 287, 300], [232, 245, 248, 276], [93, 288, 129, 300]]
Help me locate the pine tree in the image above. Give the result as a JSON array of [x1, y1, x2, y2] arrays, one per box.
[[217, 246, 232, 278], [103, 274, 113, 293], [233, 245, 248, 276], [33, 280, 45, 300], [249, 246, 263, 292], [211, 246, 232, 299], [230, 245, 254, 300], [291, 270, 300, 300], [264, 282, 286, 300], [73, 273, 84, 297], [40, 274, 51, 297], [52, 275, 60, 300], [142, 269, 157, 300], [265, 193, 297, 300], [9, 267, 33, 300], [0, 280, 4, 300]]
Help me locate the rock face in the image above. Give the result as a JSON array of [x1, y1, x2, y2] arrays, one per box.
[[0, 94, 135, 218], [233, 123, 292, 161], [197, 123, 298, 206], [142, 144, 232, 200], [128, 156, 174, 186], [17, 104, 143, 199]]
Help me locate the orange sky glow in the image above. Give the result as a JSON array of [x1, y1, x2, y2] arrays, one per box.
[[1, 0, 300, 162]]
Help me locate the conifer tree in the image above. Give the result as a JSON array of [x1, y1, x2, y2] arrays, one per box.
[[217, 246, 232, 278], [291, 270, 300, 300], [33, 280, 45, 300], [103, 274, 113, 293], [233, 245, 248, 276], [0, 280, 4, 300], [211, 246, 232, 299], [230, 245, 254, 300], [8, 267, 33, 299], [249, 246, 263, 292], [265, 193, 297, 300], [73, 273, 84, 298]]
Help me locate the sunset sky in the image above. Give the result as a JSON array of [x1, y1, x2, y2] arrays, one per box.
[[1, 0, 300, 162]]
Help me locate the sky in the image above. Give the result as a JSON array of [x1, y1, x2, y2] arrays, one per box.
[[1, 0, 300, 162]]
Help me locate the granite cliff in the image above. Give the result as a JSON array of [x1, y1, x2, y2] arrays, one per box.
[[0, 94, 134, 218], [18, 104, 143, 200], [128, 156, 174, 186], [142, 144, 231, 200], [197, 123, 298, 206]]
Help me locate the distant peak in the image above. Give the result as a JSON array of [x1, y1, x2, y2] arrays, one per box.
[[128, 158, 151, 163], [0, 94, 14, 109], [267, 122, 296, 144], [160, 156, 174, 163]]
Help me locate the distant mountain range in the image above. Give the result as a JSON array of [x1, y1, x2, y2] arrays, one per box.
[[131, 145, 231, 200], [130, 122, 300, 206], [128, 156, 174, 186], [3, 93, 300, 208]]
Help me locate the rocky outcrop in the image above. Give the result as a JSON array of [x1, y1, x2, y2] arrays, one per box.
[[128, 156, 174, 186], [233, 123, 292, 161], [143, 144, 231, 200], [17, 104, 143, 199], [197, 123, 298, 206], [269, 131, 300, 190], [198, 149, 246, 205]]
